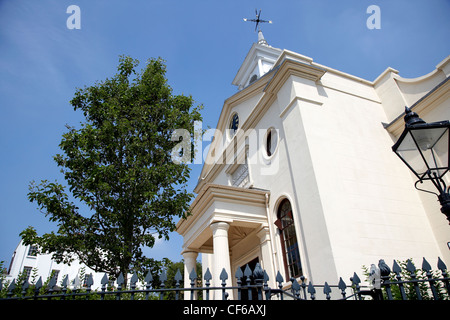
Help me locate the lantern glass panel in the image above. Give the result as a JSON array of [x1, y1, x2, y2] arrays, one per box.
[[395, 131, 426, 178], [428, 127, 449, 177], [395, 126, 449, 179]]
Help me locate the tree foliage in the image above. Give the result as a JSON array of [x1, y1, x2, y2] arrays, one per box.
[[21, 56, 202, 282]]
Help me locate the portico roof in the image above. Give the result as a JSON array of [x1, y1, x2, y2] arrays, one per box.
[[176, 184, 269, 253]]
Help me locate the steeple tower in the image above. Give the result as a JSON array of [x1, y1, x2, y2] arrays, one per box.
[[232, 28, 282, 90], [233, 9, 281, 90]]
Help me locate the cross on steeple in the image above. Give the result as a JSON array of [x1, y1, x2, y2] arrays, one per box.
[[243, 9, 272, 32]]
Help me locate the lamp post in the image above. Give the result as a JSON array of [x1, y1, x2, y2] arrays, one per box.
[[392, 107, 450, 223]]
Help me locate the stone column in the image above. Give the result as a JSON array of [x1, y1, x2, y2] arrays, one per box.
[[182, 251, 198, 300], [210, 221, 233, 300], [257, 226, 276, 289]]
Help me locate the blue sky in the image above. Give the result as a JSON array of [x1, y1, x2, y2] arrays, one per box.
[[1, 0, 449, 267]]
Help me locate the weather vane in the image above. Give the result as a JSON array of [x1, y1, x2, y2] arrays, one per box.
[[243, 9, 272, 32]]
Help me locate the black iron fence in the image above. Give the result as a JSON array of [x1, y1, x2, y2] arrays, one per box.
[[1, 257, 448, 301]]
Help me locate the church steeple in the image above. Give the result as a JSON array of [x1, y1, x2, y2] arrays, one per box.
[[232, 28, 282, 90], [232, 10, 281, 90]]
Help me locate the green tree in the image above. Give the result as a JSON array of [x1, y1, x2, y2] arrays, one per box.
[[21, 56, 202, 285]]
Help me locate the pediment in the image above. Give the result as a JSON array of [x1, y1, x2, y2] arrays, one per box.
[[176, 184, 269, 252]]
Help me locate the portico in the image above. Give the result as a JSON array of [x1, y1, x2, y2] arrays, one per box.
[[176, 184, 275, 300]]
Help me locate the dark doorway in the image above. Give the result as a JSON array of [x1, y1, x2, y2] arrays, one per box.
[[240, 257, 259, 301]]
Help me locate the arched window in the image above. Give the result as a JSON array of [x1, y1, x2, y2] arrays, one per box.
[[275, 199, 302, 279]]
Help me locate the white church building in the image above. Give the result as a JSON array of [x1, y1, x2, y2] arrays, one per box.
[[176, 30, 450, 298]]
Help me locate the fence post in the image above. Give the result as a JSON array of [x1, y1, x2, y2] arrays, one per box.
[[391, 260, 406, 300], [116, 273, 124, 300], [130, 272, 139, 300], [422, 258, 439, 300], [189, 268, 197, 300], [100, 273, 108, 300], [71, 275, 80, 299], [263, 270, 271, 300], [48, 273, 57, 299], [159, 270, 167, 300], [300, 276, 307, 299], [338, 277, 347, 299], [220, 268, 229, 300], [61, 275, 69, 300], [438, 257, 450, 295], [254, 263, 264, 300], [174, 269, 182, 300], [275, 271, 284, 300], [379, 260, 393, 300], [145, 270, 153, 300], [34, 277, 43, 300], [235, 266, 243, 300], [351, 272, 361, 300], [323, 282, 332, 300], [406, 260, 422, 300], [244, 264, 252, 300], [85, 273, 94, 299], [204, 268, 212, 300], [307, 281, 316, 300], [291, 278, 300, 299], [21, 279, 29, 298]]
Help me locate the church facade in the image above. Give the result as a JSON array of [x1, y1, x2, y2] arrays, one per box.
[[176, 31, 450, 298]]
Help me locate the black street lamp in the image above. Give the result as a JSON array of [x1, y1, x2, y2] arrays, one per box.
[[392, 107, 450, 223]]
